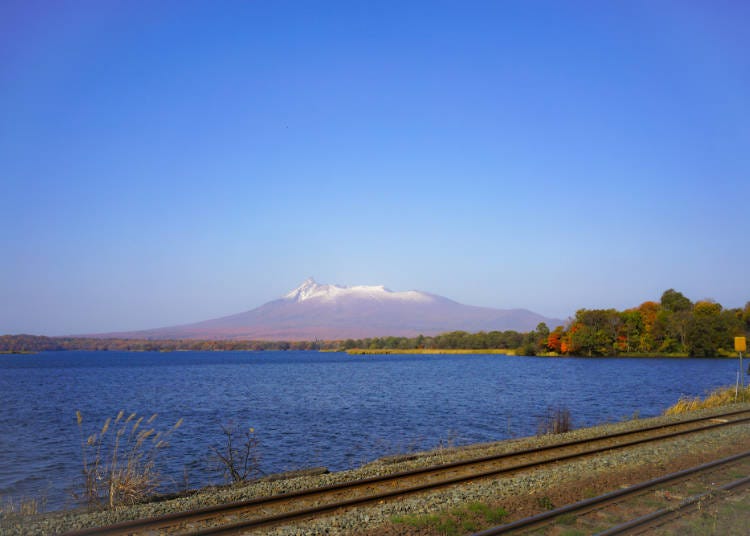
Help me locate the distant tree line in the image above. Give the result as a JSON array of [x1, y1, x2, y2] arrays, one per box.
[[0, 335, 334, 353], [0, 331, 530, 354], [2, 290, 748, 357], [339, 330, 526, 352]]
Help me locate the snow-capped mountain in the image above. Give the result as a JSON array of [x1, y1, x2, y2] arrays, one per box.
[[99, 278, 563, 341], [284, 278, 434, 304]]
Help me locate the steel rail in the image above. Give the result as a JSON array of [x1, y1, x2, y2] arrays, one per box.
[[62, 408, 750, 536], [596, 473, 750, 535], [472, 450, 750, 535], [187, 441, 750, 536]]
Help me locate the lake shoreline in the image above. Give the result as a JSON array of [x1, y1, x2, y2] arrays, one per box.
[[345, 348, 721, 358], [345, 348, 513, 355], [4, 402, 750, 535], [1, 350, 744, 517]]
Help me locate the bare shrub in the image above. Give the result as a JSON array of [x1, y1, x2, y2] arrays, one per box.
[[209, 423, 262, 484], [75, 410, 182, 508], [537, 406, 573, 435]]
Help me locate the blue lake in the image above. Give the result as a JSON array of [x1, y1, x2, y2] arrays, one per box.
[[0, 351, 744, 510]]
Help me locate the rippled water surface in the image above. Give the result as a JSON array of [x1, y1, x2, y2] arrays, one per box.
[[0, 351, 743, 509]]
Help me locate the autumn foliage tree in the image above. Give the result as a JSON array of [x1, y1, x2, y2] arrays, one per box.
[[547, 326, 564, 353], [552, 290, 746, 357]]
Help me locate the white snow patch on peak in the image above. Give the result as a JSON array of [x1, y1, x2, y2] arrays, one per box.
[[283, 278, 434, 304]]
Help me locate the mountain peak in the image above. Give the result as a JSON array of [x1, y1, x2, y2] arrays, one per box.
[[94, 278, 564, 340], [284, 277, 323, 301], [282, 278, 433, 304]]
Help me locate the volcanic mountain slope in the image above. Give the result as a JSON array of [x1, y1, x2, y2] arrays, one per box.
[[103, 278, 563, 340]]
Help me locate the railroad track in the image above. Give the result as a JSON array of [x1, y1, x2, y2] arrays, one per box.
[[598, 472, 750, 535], [473, 449, 750, 535], [64, 408, 750, 536]]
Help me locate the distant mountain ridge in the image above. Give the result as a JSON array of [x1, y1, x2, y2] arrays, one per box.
[[95, 278, 563, 341]]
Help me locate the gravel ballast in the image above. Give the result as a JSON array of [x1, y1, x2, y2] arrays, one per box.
[[2, 404, 750, 535]]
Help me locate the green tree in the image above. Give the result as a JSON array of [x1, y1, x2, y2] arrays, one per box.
[[535, 322, 550, 351], [486, 331, 503, 348], [619, 310, 643, 352], [660, 289, 693, 313], [686, 300, 729, 356], [570, 309, 619, 356], [501, 330, 523, 349], [742, 302, 750, 333]]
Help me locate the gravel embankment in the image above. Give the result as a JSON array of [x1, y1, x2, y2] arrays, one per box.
[[3, 403, 750, 535], [267, 410, 750, 535]]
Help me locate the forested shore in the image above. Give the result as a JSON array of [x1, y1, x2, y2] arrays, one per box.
[[3, 290, 748, 358], [343, 289, 749, 357], [547, 289, 749, 357], [0, 335, 330, 353]]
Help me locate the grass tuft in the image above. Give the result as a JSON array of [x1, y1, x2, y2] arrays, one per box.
[[392, 502, 507, 534], [557, 512, 577, 525], [0, 495, 45, 516], [75, 410, 182, 509], [537, 495, 555, 510], [537, 406, 573, 435]]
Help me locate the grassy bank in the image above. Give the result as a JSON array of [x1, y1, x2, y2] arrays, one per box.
[[664, 385, 750, 415]]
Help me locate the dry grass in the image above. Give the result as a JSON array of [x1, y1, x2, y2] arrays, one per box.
[[537, 406, 573, 435], [664, 385, 750, 415], [76, 410, 182, 508], [0, 495, 44, 516]]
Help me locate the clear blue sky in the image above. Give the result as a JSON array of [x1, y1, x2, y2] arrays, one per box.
[[2, 1, 749, 335]]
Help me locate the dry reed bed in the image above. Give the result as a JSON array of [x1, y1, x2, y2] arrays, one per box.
[[665, 385, 750, 414]]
